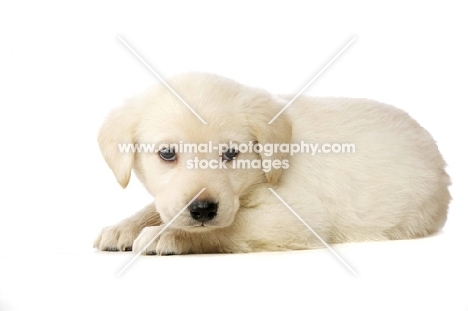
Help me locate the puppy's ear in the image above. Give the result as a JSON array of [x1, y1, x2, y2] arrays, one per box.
[[246, 95, 292, 184], [98, 100, 140, 188]]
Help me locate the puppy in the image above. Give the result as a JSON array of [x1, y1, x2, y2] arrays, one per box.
[[94, 73, 450, 255]]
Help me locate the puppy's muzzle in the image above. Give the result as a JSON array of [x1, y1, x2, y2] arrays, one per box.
[[189, 200, 218, 222]]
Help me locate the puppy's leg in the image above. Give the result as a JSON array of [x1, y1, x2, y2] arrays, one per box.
[[133, 226, 193, 255], [132, 198, 325, 255], [94, 203, 161, 251], [216, 202, 323, 253]]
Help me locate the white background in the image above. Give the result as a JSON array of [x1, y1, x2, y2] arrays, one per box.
[[1, 1, 467, 310]]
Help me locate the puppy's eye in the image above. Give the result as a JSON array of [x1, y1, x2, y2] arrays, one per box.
[[159, 147, 176, 161], [222, 148, 238, 161]]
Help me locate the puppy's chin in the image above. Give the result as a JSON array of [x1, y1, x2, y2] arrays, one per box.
[[182, 225, 220, 233], [173, 215, 236, 232], [176, 219, 231, 232]]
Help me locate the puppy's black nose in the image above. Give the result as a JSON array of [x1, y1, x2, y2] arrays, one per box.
[[189, 200, 218, 222]]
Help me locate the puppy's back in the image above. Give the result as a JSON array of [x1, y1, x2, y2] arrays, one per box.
[[277, 96, 450, 241]]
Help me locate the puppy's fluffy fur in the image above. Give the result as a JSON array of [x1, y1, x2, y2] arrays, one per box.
[[94, 73, 450, 255]]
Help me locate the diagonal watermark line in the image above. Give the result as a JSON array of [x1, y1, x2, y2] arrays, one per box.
[[268, 37, 356, 124], [268, 188, 357, 275], [118, 36, 207, 124], [117, 188, 206, 276]]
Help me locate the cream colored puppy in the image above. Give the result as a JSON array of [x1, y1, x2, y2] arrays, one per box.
[[94, 73, 450, 255]]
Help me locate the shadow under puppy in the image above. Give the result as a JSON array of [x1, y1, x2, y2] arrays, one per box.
[[94, 73, 450, 255]]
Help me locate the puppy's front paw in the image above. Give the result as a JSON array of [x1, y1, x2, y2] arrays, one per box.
[[94, 221, 142, 252], [133, 226, 189, 255]]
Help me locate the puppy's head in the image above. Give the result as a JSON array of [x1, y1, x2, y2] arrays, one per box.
[[98, 73, 291, 231]]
